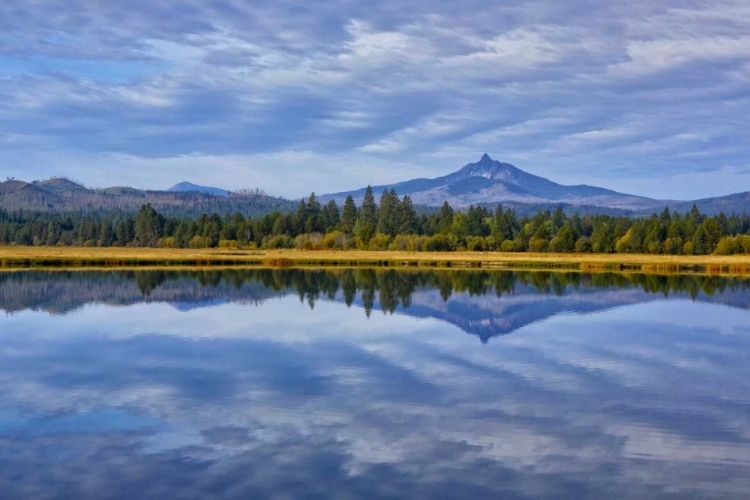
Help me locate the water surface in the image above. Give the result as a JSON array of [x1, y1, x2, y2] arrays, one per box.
[[1, 270, 749, 499]]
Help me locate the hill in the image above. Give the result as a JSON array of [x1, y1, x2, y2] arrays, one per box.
[[0, 178, 296, 218], [168, 182, 230, 197], [667, 191, 750, 216]]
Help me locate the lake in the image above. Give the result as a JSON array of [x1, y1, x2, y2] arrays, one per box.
[[1, 269, 749, 499]]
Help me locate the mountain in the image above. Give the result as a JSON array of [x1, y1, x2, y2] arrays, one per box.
[[4, 155, 750, 217], [0, 178, 296, 218], [322, 154, 669, 210], [168, 182, 230, 197], [667, 191, 750, 216]]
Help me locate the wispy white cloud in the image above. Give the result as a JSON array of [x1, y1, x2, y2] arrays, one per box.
[[0, 0, 748, 198]]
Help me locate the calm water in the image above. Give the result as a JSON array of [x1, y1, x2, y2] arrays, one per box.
[[1, 269, 749, 499]]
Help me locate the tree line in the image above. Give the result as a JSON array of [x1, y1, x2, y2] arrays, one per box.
[[2, 185, 750, 254]]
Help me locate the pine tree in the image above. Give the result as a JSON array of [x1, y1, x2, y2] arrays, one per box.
[[437, 201, 454, 234], [294, 200, 307, 234], [466, 205, 489, 236], [100, 220, 114, 246], [552, 206, 566, 233], [693, 225, 709, 254], [358, 186, 378, 242], [591, 222, 615, 253], [321, 200, 340, 232], [551, 224, 575, 252], [135, 204, 163, 247], [660, 207, 671, 222], [305, 193, 322, 233], [360, 186, 378, 228], [46, 220, 61, 246], [203, 213, 222, 247], [689, 204, 702, 228], [397, 195, 418, 234], [272, 214, 289, 235], [377, 189, 399, 236], [341, 195, 358, 234], [701, 218, 721, 253]]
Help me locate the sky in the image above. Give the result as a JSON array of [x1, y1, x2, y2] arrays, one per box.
[[1, 0, 749, 200]]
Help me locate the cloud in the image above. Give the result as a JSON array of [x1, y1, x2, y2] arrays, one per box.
[[359, 139, 407, 154], [0, 0, 748, 199]]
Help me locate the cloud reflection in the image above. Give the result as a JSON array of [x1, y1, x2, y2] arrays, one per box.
[[0, 271, 748, 498]]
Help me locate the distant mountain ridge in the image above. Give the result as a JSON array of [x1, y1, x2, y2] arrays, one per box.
[[321, 154, 669, 210], [168, 182, 230, 197], [0, 177, 296, 218], [4, 154, 750, 216]]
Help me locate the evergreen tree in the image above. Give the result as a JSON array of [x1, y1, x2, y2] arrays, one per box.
[[660, 207, 671, 222], [493, 205, 508, 240], [321, 200, 340, 232], [99, 220, 114, 246], [135, 204, 163, 247], [551, 206, 566, 233], [437, 201, 454, 233], [701, 218, 721, 253], [46, 220, 61, 246], [341, 196, 358, 234], [360, 186, 378, 228], [397, 195, 418, 234], [358, 186, 378, 242], [377, 189, 399, 236], [693, 225, 709, 254], [305, 193, 322, 233], [115, 219, 135, 246], [202, 213, 223, 247], [591, 222, 615, 253], [294, 200, 307, 234], [689, 204, 702, 228], [550, 224, 575, 252], [466, 205, 489, 236], [272, 214, 289, 235]]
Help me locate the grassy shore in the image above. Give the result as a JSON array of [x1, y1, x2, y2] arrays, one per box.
[[2, 246, 750, 275]]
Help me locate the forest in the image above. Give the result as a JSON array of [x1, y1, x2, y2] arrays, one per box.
[[0, 177, 297, 217], [2, 186, 750, 255]]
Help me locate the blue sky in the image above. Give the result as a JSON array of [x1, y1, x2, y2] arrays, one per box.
[[1, 0, 749, 200]]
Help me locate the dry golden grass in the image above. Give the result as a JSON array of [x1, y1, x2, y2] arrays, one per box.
[[2, 246, 750, 275]]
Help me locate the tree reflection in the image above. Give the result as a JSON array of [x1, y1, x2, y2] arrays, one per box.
[[1, 269, 749, 317]]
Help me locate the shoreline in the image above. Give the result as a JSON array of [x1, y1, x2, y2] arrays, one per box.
[[2, 247, 750, 276]]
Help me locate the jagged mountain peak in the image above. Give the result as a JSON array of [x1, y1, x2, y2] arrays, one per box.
[[320, 154, 668, 211], [455, 154, 522, 180], [445, 155, 548, 194]]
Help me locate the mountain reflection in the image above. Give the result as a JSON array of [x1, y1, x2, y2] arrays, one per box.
[[2, 269, 749, 341]]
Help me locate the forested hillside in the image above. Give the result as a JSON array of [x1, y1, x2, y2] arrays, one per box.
[[3, 185, 750, 255], [0, 177, 296, 217]]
